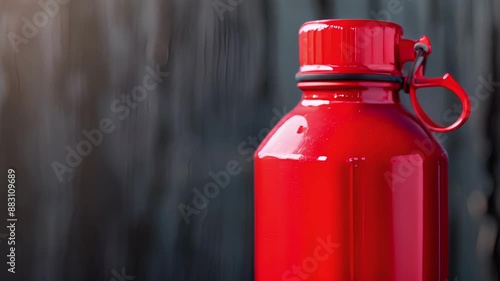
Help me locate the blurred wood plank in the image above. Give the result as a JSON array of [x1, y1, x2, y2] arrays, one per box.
[[0, 0, 498, 280]]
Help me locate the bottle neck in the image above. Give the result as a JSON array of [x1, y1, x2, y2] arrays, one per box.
[[298, 81, 401, 105]]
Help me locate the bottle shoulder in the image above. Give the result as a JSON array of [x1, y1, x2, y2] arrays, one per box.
[[255, 103, 447, 161]]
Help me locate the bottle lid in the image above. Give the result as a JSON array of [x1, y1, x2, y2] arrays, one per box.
[[296, 19, 471, 133], [297, 19, 411, 79]]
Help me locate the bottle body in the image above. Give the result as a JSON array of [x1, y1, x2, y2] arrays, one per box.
[[254, 85, 448, 281]]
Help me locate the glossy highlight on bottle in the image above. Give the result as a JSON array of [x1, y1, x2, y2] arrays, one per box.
[[254, 19, 470, 281]]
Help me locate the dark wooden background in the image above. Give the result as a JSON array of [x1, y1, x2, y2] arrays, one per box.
[[0, 0, 499, 280]]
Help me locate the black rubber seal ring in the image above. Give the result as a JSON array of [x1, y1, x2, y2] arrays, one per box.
[[296, 73, 404, 83]]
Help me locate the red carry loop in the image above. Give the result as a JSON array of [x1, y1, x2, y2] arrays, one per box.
[[402, 36, 471, 133]]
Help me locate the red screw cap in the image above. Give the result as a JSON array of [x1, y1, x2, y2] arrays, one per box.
[[298, 19, 411, 77]]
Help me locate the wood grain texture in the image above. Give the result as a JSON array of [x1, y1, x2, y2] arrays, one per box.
[[0, 0, 498, 280]]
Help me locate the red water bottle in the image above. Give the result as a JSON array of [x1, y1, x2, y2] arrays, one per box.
[[254, 19, 470, 281]]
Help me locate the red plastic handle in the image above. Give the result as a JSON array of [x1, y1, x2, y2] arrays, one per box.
[[409, 73, 471, 133]]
